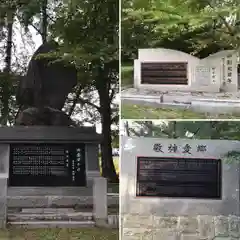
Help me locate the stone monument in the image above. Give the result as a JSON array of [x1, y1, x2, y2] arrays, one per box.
[[0, 42, 112, 228], [15, 40, 78, 126], [134, 48, 239, 93], [121, 137, 240, 240]]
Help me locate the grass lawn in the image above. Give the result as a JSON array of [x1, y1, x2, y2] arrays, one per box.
[[0, 228, 119, 239], [121, 103, 240, 119]]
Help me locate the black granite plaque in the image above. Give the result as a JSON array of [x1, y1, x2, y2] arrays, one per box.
[[136, 157, 221, 199], [141, 62, 188, 85], [9, 143, 86, 186]]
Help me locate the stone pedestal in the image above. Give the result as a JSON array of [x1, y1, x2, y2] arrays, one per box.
[[93, 177, 108, 227]]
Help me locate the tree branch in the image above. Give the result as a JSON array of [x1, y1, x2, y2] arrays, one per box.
[[68, 86, 82, 116], [207, 1, 236, 37], [124, 121, 130, 136], [111, 114, 118, 124], [16, 13, 42, 36], [77, 97, 100, 111], [109, 88, 115, 101]]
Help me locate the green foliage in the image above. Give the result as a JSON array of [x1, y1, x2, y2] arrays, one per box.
[[122, 0, 240, 62], [121, 65, 133, 87], [112, 128, 119, 148], [125, 121, 240, 140], [223, 151, 240, 164], [0, 0, 119, 180]]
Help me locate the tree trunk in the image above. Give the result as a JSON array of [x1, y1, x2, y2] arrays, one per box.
[[1, 10, 13, 125], [98, 84, 118, 183], [41, 0, 48, 43], [124, 121, 130, 136]]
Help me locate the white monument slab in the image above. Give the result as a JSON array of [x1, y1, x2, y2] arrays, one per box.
[[120, 137, 240, 240], [134, 48, 239, 93]]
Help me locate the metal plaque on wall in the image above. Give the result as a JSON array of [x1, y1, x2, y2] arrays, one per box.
[[141, 62, 188, 85], [9, 143, 86, 186], [136, 157, 221, 199]]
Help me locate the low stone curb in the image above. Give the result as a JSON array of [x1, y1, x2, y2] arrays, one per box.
[[122, 214, 240, 240]]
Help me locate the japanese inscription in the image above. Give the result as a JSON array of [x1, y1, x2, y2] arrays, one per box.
[[153, 143, 207, 154], [168, 144, 178, 153], [153, 143, 163, 152], [9, 143, 86, 187], [136, 157, 221, 199]]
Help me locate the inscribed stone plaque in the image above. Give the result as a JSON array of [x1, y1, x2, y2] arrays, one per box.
[[9, 143, 86, 186], [136, 157, 221, 199], [195, 66, 211, 86], [141, 62, 188, 85]]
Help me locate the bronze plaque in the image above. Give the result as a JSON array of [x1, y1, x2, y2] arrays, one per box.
[[136, 157, 221, 199], [141, 62, 188, 85]]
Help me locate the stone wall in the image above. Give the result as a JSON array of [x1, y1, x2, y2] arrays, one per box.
[[122, 214, 240, 240], [134, 48, 239, 92]]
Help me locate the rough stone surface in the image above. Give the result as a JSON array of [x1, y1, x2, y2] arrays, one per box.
[[15, 107, 76, 126], [198, 215, 215, 239], [180, 235, 200, 240], [16, 41, 77, 111], [123, 228, 153, 240], [215, 216, 229, 237], [154, 216, 178, 229], [122, 214, 240, 240], [229, 215, 240, 238], [8, 195, 118, 208], [124, 214, 153, 228], [15, 41, 78, 126], [153, 230, 180, 240], [178, 217, 198, 234]]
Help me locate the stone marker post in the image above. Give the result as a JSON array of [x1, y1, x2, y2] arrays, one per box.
[[0, 174, 7, 228], [93, 177, 108, 227]]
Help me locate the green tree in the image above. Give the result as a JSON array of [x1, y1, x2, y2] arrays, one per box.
[[0, 0, 119, 182], [51, 0, 119, 182], [124, 121, 240, 140], [122, 0, 240, 62]]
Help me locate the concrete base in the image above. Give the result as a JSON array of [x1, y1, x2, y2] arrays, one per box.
[[121, 88, 240, 114], [8, 220, 95, 228], [7, 195, 119, 208], [122, 214, 240, 240], [8, 187, 93, 196], [95, 218, 108, 227]]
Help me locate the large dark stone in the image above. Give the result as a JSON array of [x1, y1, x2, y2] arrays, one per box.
[[15, 107, 77, 126], [15, 41, 78, 126]]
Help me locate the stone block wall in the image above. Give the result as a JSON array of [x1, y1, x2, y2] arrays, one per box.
[[122, 214, 240, 240]]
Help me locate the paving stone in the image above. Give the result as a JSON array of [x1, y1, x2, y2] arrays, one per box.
[[178, 217, 198, 234], [180, 234, 200, 240], [197, 215, 215, 239], [214, 216, 229, 237], [123, 228, 153, 240], [229, 216, 240, 238], [123, 214, 154, 228], [153, 230, 180, 240], [153, 216, 178, 229]]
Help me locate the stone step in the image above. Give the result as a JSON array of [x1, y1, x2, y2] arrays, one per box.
[[7, 195, 119, 208], [8, 187, 93, 196], [8, 212, 93, 222], [8, 220, 95, 228], [21, 208, 76, 214]]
